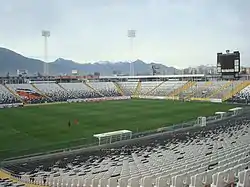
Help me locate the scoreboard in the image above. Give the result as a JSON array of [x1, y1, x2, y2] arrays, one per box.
[[217, 51, 240, 78]]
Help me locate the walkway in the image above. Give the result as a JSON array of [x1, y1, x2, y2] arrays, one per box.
[[0, 169, 46, 187]]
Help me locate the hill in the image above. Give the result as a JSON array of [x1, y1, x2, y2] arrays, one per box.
[[0, 47, 180, 76]]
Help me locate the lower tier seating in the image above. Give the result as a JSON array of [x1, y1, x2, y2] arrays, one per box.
[[231, 85, 250, 103], [0, 81, 250, 105], [5, 118, 250, 187], [0, 85, 20, 104]]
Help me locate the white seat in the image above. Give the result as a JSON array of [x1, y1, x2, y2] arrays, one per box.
[[237, 169, 250, 187]]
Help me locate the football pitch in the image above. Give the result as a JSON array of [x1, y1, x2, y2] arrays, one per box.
[[0, 99, 234, 159]]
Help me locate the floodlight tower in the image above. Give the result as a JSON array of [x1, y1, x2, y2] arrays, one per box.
[[127, 30, 136, 76], [42, 30, 50, 75]]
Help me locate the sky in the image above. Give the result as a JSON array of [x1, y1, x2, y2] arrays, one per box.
[[0, 0, 250, 68]]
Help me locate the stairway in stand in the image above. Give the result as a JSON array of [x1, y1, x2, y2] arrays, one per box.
[[113, 82, 124, 96], [132, 81, 142, 98], [184, 82, 198, 100], [167, 81, 196, 98], [31, 84, 52, 101], [3, 84, 25, 104], [145, 81, 166, 96], [186, 81, 211, 100], [0, 170, 46, 187], [83, 82, 104, 97], [206, 81, 232, 99], [222, 81, 250, 101], [57, 83, 68, 92]]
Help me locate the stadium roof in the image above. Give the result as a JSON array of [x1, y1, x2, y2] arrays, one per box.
[[99, 74, 205, 79]]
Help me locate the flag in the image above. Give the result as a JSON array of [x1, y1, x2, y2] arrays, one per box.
[[74, 119, 79, 125]]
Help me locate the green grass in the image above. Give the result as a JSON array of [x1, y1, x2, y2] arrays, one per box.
[[0, 99, 234, 159]]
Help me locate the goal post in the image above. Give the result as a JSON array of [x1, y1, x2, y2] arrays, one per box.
[[93, 130, 132, 145], [197, 116, 206, 127]]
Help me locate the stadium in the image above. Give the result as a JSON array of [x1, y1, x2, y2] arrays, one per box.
[[0, 66, 250, 187], [3, 0, 250, 185]]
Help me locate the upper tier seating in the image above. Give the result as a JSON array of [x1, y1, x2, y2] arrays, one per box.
[[6, 118, 250, 187], [88, 82, 122, 97], [59, 83, 100, 99], [34, 83, 68, 102], [148, 81, 187, 96], [0, 84, 20, 104]]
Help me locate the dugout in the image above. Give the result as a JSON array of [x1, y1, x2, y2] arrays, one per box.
[[215, 112, 226, 119], [228, 107, 242, 116], [94, 130, 132, 145]]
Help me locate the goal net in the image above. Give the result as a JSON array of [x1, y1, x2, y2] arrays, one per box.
[[197, 116, 206, 127]]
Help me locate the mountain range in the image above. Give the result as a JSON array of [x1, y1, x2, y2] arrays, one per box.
[[0, 47, 183, 76], [0, 47, 217, 76]]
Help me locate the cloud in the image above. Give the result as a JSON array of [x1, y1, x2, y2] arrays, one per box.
[[0, 0, 249, 68]]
